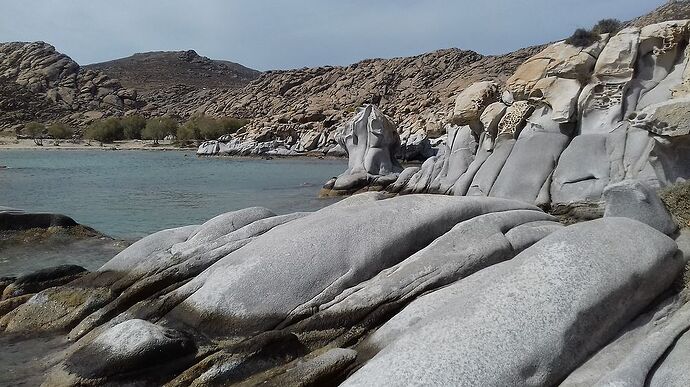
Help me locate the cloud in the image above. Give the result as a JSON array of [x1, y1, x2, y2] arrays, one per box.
[[0, 0, 665, 70]]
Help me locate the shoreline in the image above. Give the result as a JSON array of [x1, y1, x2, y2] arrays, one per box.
[[0, 138, 353, 161], [0, 138, 192, 152]]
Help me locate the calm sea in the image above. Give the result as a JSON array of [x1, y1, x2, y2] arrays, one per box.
[[0, 149, 346, 276]]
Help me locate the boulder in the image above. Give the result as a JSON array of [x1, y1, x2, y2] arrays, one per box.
[[164, 195, 543, 338], [328, 105, 402, 192], [551, 134, 610, 204], [2, 265, 87, 300], [603, 179, 678, 235], [0, 210, 78, 231], [506, 38, 607, 99], [345, 217, 682, 386], [290, 208, 558, 348], [562, 296, 690, 386], [450, 81, 500, 130], [48, 319, 195, 384]]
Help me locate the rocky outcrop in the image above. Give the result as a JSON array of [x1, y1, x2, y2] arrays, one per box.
[[0, 42, 142, 128], [346, 217, 683, 386], [1, 189, 687, 386], [630, 0, 690, 28], [324, 19, 690, 209], [0, 208, 78, 231], [320, 105, 402, 195]]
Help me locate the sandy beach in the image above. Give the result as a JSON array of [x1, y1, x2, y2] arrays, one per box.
[[0, 136, 192, 151]]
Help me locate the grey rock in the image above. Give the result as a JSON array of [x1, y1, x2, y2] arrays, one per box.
[[562, 296, 690, 387], [346, 217, 682, 386], [0, 210, 78, 230], [551, 134, 610, 204], [165, 195, 541, 338], [332, 105, 402, 191], [603, 179, 678, 235], [648, 328, 690, 387], [261, 348, 358, 386], [1, 264, 87, 300], [52, 319, 195, 383], [291, 208, 557, 347]]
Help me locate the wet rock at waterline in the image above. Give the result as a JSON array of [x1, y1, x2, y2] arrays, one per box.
[[0, 208, 78, 231], [2, 190, 688, 386]]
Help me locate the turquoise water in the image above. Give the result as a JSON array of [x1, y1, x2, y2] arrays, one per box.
[[0, 150, 346, 239]]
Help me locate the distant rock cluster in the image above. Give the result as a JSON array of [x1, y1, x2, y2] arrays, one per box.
[[322, 20, 690, 212]]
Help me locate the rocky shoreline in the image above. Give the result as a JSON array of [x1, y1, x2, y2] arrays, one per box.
[[0, 182, 688, 386]]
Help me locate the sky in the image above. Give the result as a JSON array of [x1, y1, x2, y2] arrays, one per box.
[[0, 0, 666, 71]]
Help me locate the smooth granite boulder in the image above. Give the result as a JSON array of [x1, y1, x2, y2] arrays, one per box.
[[551, 134, 610, 204], [345, 217, 683, 386], [289, 209, 558, 348], [562, 296, 690, 386], [46, 319, 195, 385], [164, 195, 540, 338], [603, 179, 678, 235], [648, 329, 690, 387]]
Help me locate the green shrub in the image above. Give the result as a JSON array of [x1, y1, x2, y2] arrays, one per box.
[[565, 28, 601, 47], [85, 118, 124, 144], [218, 117, 248, 134], [660, 180, 690, 229], [23, 121, 46, 145], [47, 123, 73, 140], [121, 115, 146, 140], [592, 18, 623, 35], [143, 117, 178, 144], [179, 115, 248, 141], [176, 123, 200, 144]]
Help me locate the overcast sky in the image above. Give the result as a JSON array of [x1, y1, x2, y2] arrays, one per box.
[[0, 0, 665, 71]]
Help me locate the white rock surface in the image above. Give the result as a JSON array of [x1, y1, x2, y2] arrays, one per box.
[[345, 217, 682, 386]]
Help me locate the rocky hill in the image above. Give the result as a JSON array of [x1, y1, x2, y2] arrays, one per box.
[[0, 41, 142, 129], [0, 0, 686, 153], [630, 0, 690, 27], [84, 50, 260, 92]]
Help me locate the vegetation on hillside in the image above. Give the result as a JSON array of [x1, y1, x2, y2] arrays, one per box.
[[177, 115, 248, 145], [565, 18, 622, 47], [592, 18, 623, 35]]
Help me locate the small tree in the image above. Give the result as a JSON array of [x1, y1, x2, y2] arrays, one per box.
[[177, 121, 201, 145], [85, 118, 123, 145], [143, 117, 178, 145], [24, 122, 45, 145], [592, 19, 622, 35], [121, 115, 146, 140], [47, 123, 73, 143]]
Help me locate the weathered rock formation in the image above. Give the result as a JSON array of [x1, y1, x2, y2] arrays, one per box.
[[326, 19, 690, 210], [0, 42, 143, 128], [0, 183, 687, 386]]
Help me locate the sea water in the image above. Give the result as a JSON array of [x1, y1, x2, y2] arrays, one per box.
[[0, 149, 346, 275]]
